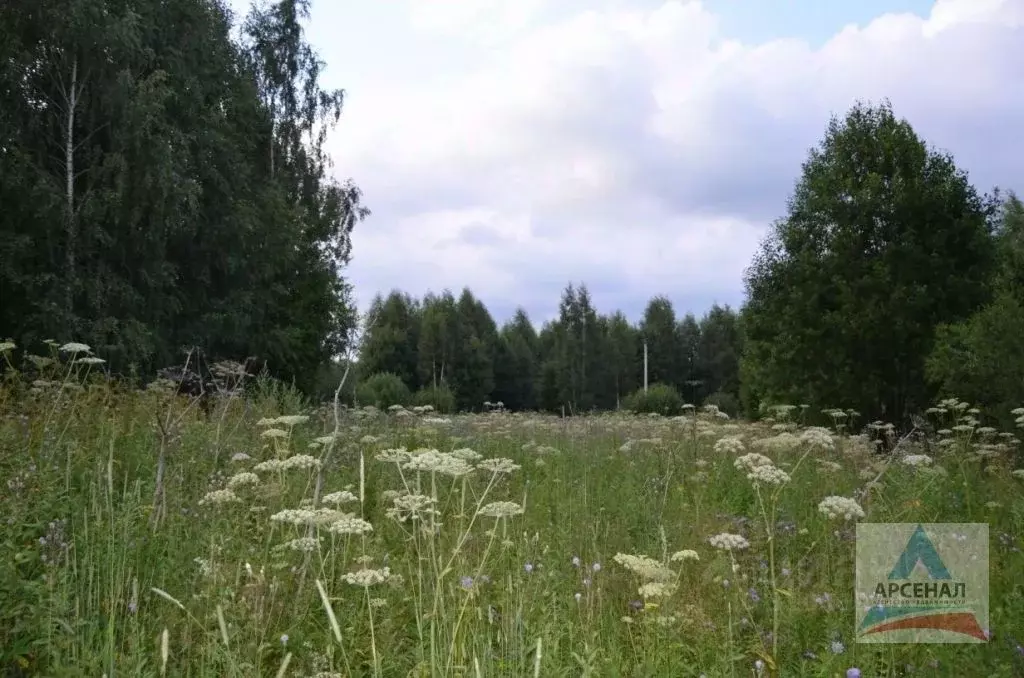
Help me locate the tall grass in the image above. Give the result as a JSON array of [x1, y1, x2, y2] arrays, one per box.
[[1, 344, 1023, 676]]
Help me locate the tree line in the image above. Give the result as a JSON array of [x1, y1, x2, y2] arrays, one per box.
[[0, 0, 367, 393], [345, 285, 742, 415]]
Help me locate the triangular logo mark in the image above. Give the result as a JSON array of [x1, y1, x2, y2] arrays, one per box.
[[888, 524, 951, 580]]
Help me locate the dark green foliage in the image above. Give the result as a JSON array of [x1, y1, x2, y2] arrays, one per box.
[[356, 372, 411, 409], [740, 100, 996, 422], [0, 0, 366, 392], [412, 384, 456, 414], [926, 192, 1024, 425], [623, 383, 683, 416], [704, 390, 740, 417]]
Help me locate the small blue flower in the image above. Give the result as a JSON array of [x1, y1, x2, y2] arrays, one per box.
[[524, 562, 534, 574], [460, 576, 473, 589], [846, 669, 861, 678]]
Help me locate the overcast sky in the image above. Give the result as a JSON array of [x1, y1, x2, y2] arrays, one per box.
[[227, 0, 1023, 325]]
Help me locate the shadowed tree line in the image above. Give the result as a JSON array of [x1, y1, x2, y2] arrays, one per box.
[[349, 285, 743, 415], [0, 0, 368, 392]]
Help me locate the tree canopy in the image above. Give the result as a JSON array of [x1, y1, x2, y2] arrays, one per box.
[[0, 0, 367, 391], [740, 100, 998, 423]]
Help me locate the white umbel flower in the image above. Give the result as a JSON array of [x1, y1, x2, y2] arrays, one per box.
[[477, 501, 525, 518], [817, 496, 865, 521], [709, 533, 750, 551]]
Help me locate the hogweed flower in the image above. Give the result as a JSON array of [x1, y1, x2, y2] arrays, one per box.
[[734, 453, 775, 473], [901, 454, 933, 467], [322, 490, 359, 505], [638, 581, 676, 599], [199, 489, 240, 506], [613, 553, 675, 582], [227, 472, 260, 489], [342, 567, 390, 587], [328, 516, 374, 535], [670, 549, 700, 562], [477, 457, 521, 474], [713, 436, 746, 454], [817, 496, 865, 521], [478, 501, 525, 518], [709, 533, 750, 551], [799, 427, 835, 450], [747, 464, 791, 486]]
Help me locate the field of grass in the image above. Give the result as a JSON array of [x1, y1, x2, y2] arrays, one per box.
[[2, 353, 1024, 676]]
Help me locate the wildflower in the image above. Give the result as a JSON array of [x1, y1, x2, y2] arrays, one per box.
[[376, 447, 411, 463], [199, 489, 240, 506], [591, 562, 601, 573], [342, 567, 390, 587], [386, 493, 439, 522], [477, 457, 521, 474], [817, 496, 865, 521], [261, 428, 289, 439], [734, 453, 775, 473], [574, 592, 582, 602], [713, 436, 745, 454], [460, 576, 473, 590], [403, 449, 473, 477], [708, 533, 750, 551], [613, 553, 674, 581], [747, 464, 791, 486], [276, 537, 319, 552], [524, 562, 534, 574], [450, 448, 483, 462], [748, 587, 761, 602], [75, 356, 106, 365], [270, 508, 345, 526], [477, 501, 525, 518], [571, 555, 581, 567], [328, 516, 374, 535], [670, 549, 700, 562], [280, 634, 288, 645], [638, 582, 675, 599], [830, 640, 845, 654], [227, 472, 260, 489], [322, 490, 358, 505], [230, 452, 252, 462], [59, 342, 91, 354], [901, 454, 933, 467], [0, 341, 15, 352], [799, 427, 835, 450]]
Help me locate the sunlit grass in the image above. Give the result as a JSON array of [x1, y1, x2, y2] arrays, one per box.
[[1, 343, 1023, 676]]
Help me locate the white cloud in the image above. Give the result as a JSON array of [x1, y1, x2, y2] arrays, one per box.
[[327, 0, 1024, 324]]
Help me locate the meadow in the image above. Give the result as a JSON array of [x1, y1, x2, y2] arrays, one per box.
[[2, 346, 1023, 677]]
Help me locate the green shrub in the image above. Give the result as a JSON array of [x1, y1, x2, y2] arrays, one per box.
[[412, 383, 456, 414], [703, 390, 739, 417], [355, 372, 411, 409], [623, 383, 683, 416]]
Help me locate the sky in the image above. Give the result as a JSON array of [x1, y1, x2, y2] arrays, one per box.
[[226, 0, 1023, 325]]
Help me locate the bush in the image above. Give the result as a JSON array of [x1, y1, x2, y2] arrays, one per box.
[[356, 372, 411, 409], [622, 383, 683, 416], [412, 383, 456, 414], [703, 390, 739, 418]]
